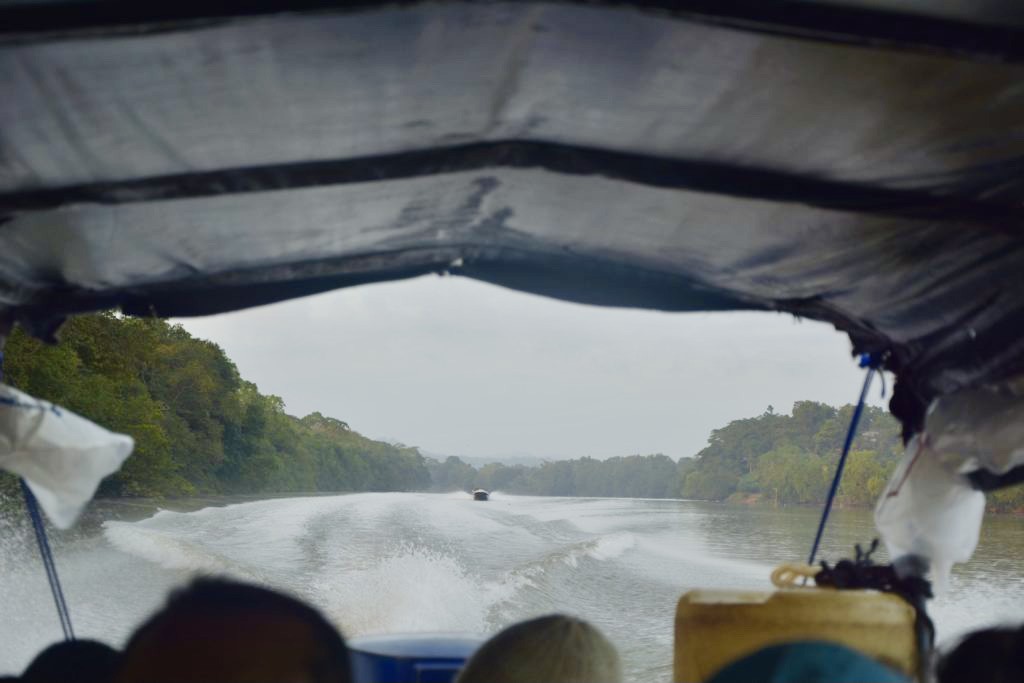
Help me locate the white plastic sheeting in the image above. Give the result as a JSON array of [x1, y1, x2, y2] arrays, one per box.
[[875, 437, 986, 593], [0, 384, 133, 528], [874, 380, 1024, 592]]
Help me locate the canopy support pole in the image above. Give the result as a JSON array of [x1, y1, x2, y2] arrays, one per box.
[[1, 342, 75, 641], [19, 481, 74, 643], [808, 354, 878, 566], [19, 480, 75, 641]]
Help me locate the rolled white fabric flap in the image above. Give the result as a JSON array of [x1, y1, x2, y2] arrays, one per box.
[[0, 384, 134, 529]]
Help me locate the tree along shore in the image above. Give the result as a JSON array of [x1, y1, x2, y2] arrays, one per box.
[[2, 314, 1021, 513]]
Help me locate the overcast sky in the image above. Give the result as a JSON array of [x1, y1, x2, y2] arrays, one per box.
[[175, 276, 887, 461]]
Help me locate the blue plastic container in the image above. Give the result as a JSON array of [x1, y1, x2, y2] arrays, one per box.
[[349, 633, 482, 683]]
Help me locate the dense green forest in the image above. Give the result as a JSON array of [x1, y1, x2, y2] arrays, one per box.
[[1, 313, 1021, 512], [0, 314, 431, 498], [677, 401, 1023, 512], [682, 402, 903, 507]]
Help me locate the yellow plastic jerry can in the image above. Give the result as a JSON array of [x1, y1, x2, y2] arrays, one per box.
[[674, 588, 917, 682]]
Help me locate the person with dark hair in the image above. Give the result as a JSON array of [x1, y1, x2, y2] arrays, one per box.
[[115, 578, 351, 683], [936, 624, 1024, 683], [21, 639, 118, 683]]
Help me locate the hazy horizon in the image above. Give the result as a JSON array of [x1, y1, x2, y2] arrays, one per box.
[[175, 275, 889, 461]]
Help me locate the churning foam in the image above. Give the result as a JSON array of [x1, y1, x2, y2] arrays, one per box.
[[311, 544, 526, 636], [103, 521, 263, 581], [588, 532, 636, 561], [542, 532, 636, 569]]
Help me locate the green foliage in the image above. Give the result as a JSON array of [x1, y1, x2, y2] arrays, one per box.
[[427, 456, 478, 492], [752, 446, 831, 505], [2, 314, 430, 498], [4, 314, 1018, 511], [989, 481, 1024, 513], [682, 469, 736, 500], [474, 462, 529, 492], [683, 401, 904, 506], [837, 450, 894, 506]]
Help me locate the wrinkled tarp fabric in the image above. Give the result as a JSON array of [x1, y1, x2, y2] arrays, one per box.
[[2, 2, 1024, 444], [924, 379, 1024, 477]]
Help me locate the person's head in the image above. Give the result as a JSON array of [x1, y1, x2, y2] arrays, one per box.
[[936, 625, 1024, 683], [22, 639, 118, 683], [456, 614, 621, 683], [115, 577, 350, 683]]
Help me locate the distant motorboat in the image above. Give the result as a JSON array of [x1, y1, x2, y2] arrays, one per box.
[[472, 489, 489, 501]]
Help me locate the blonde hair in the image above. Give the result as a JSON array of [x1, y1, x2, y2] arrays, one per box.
[[457, 614, 622, 683]]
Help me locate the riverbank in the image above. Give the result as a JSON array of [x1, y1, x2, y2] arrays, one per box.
[[0, 490, 349, 538], [724, 490, 1024, 516], [4, 487, 1019, 540]]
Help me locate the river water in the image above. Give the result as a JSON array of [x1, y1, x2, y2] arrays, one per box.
[[1, 493, 1022, 680]]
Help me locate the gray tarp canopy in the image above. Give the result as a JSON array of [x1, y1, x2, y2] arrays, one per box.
[[2, 0, 1024, 476]]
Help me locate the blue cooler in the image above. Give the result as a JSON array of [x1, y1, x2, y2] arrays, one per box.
[[349, 633, 482, 683]]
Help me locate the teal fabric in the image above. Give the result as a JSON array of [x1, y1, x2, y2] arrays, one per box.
[[706, 641, 910, 683]]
